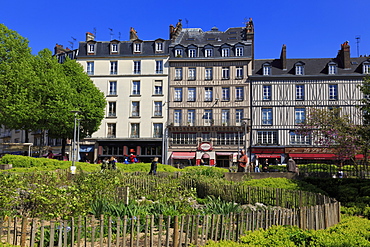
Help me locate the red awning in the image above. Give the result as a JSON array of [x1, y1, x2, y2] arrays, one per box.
[[171, 152, 196, 159], [256, 154, 281, 158], [289, 153, 336, 160]]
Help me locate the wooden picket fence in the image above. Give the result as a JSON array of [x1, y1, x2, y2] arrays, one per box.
[[1, 201, 340, 247]]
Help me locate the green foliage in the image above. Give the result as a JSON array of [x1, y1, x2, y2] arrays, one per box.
[[182, 166, 228, 178], [201, 196, 243, 215]]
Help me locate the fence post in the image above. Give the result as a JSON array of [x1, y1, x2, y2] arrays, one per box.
[[20, 217, 28, 247], [173, 216, 179, 247]]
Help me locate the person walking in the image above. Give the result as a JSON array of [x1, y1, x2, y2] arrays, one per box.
[[149, 157, 158, 175], [287, 156, 297, 173], [254, 155, 260, 172], [237, 150, 248, 172]]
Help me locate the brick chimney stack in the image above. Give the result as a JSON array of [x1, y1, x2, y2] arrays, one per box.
[[54, 44, 67, 55], [280, 44, 287, 70], [338, 41, 351, 69], [130, 27, 139, 41], [86, 32, 95, 41]]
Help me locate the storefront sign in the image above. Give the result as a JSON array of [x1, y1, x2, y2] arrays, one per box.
[[198, 142, 213, 151], [286, 147, 335, 153]]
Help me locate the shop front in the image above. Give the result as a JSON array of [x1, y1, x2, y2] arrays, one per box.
[[285, 147, 338, 163], [252, 148, 285, 165]]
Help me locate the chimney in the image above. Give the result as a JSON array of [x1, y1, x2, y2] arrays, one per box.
[[280, 44, 287, 70], [170, 20, 182, 40], [130, 27, 139, 41], [245, 17, 254, 40], [54, 44, 66, 55], [338, 41, 351, 69], [86, 32, 95, 41]]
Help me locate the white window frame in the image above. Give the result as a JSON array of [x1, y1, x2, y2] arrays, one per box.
[[236, 66, 243, 79], [156, 42, 163, 52], [133, 61, 141, 74], [363, 63, 370, 74], [188, 68, 196, 80], [221, 109, 230, 125], [110, 61, 118, 75], [154, 101, 162, 116], [263, 65, 271, 76], [236, 87, 244, 101], [108, 102, 116, 117], [295, 108, 306, 124], [187, 110, 195, 125], [188, 87, 196, 101], [174, 88, 183, 102], [290, 132, 310, 145], [130, 123, 140, 138], [295, 65, 304, 75], [134, 43, 141, 53], [88, 44, 95, 53], [188, 49, 196, 57], [205, 68, 213, 80], [235, 47, 243, 56], [111, 43, 118, 53], [222, 48, 230, 57], [204, 109, 213, 124], [329, 64, 337, 75], [262, 108, 273, 125], [257, 131, 277, 145], [153, 123, 163, 138], [156, 60, 163, 74], [222, 87, 230, 101], [175, 49, 183, 57], [236, 109, 244, 124], [174, 110, 182, 125], [329, 84, 338, 100], [222, 67, 230, 79], [131, 101, 140, 116], [204, 87, 213, 102], [132, 81, 140, 95], [263, 85, 272, 100], [154, 80, 163, 95], [296, 85, 304, 100], [87, 62, 94, 75], [175, 68, 182, 80], [109, 81, 117, 95], [107, 123, 116, 138], [205, 48, 213, 57]]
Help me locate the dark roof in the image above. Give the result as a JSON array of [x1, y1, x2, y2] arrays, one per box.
[[77, 40, 171, 57], [252, 57, 370, 78]]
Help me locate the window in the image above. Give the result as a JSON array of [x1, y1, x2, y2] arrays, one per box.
[[174, 88, 183, 102], [263, 65, 271, 76], [236, 87, 244, 101], [107, 123, 116, 138], [328, 64, 337, 75], [204, 109, 213, 124], [109, 81, 117, 95], [108, 102, 116, 117], [187, 110, 195, 125], [156, 42, 163, 52], [134, 61, 141, 74], [363, 62, 370, 74], [111, 43, 118, 53], [188, 87, 196, 101], [110, 61, 118, 75], [156, 60, 163, 74], [131, 102, 140, 116], [216, 132, 242, 145], [154, 102, 162, 116], [130, 123, 140, 138], [263, 85, 271, 100], [222, 109, 230, 125], [205, 68, 213, 80], [222, 87, 230, 101], [175, 49, 183, 57], [154, 80, 163, 95], [205, 48, 213, 57], [87, 62, 94, 75], [236, 66, 243, 79], [153, 123, 163, 138], [235, 47, 243, 56], [205, 87, 213, 102], [295, 65, 304, 75], [174, 110, 182, 125], [202, 132, 211, 141], [132, 81, 140, 95], [236, 109, 244, 124], [290, 132, 310, 145], [88, 44, 95, 53], [222, 48, 230, 57], [329, 84, 338, 100], [295, 108, 305, 124], [188, 68, 196, 80], [175, 68, 182, 80], [257, 131, 277, 145], [262, 108, 273, 125], [134, 43, 141, 53], [171, 133, 197, 145], [296, 85, 304, 100], [188, 49, 196, 57], [222, 67, 230, 79]]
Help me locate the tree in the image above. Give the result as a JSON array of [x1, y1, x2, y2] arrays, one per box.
[[298, 107, 361, 164], [358, 75, 370, 164]]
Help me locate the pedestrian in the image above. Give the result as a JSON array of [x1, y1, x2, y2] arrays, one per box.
[[254, 155, 260, 172], [101, 157, 108, 171], [262, 158, 269, 172], [237, 150, 248, 172], [108, 156, 117, 170], [149, 157, 158, 175], [47, 150, 54, 159], [287, 156, 297, 173]]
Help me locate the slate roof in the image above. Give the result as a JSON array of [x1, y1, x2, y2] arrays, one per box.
[[77, 39, 171, 58], [252, 57, 370, 79]]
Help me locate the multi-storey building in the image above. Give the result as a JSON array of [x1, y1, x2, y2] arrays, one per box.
[[165, 19, 254, 167], [249, 42, 369, 164], [74, 29, 170, 163]]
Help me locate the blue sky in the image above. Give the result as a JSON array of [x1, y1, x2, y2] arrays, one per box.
[[2, 0, 370, 59]]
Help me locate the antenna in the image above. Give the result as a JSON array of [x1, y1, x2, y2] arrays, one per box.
[[109, 28, 114, 40], [356, 35, 361, 57], [68, 37, 76, 50], [93, 28, 97, 39], [185, 18, 189, 28], [118, 32, 121, 40]]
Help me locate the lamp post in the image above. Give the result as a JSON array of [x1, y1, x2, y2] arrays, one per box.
[[242, 118, 251, 172], [70, 111, 80, 169]]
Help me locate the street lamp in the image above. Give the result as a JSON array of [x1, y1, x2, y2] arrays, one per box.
[[242, 118, 251, 172], [70, 110, 80, 171]]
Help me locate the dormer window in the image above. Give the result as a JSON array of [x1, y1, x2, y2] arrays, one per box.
[[87, 43, 96, 54], [134, 42, 142, 53], [263, 63, 271, 76], [188, 48, 196, 58], [235, 46, 243, 56], [295, 62, 305, 75], [205, 48, 213, 57], [328, 62, 337, 75], [222, 48, 230, 57], [156, 42, 163, 52], [111, 43, 118, 53], [363, 61, 370, 74], [175, 49, 183, 57]]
